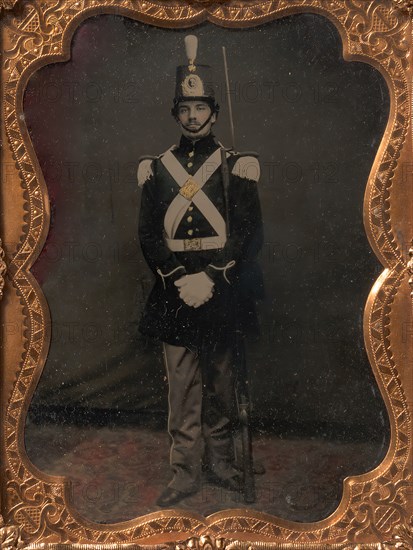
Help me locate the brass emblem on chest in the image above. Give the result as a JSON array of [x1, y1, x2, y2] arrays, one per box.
[[179, 177, 200, 200]]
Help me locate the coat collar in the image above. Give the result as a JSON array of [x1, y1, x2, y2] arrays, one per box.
[[178, 133, 220, 155]]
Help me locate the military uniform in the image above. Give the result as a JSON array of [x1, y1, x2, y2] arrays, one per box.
[[137, 35, 263, 500]]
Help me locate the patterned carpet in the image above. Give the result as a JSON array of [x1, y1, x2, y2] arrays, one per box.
[[25, 420, 386, 524]]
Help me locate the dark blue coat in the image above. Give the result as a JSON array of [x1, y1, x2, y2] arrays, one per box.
[[138, 133, 263, 352]]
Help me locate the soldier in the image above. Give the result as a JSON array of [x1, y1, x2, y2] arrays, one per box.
[[138, 35, 263, 507]]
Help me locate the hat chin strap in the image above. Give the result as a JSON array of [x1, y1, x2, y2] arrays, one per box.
[[181, 111, 214, 134]]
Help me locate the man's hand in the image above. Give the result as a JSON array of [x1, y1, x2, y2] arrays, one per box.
[[174, 272, 214, 308]]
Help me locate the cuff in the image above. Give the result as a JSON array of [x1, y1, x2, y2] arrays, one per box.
[[205, 260, 236, 284], [205, 265, 221, 283], [156, 265, 187, 289]]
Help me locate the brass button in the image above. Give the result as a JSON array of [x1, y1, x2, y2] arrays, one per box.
[[188, 206, 194, 211], [188, 151, 194, 158], [187, 229, 194, 236], [187, 162, 193, 168], [187, 216, 193, 223]]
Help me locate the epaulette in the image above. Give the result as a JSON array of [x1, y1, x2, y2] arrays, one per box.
[[230, 151, 260, 183], [137, 155, 157, 187], [229, 150, 259, 158]]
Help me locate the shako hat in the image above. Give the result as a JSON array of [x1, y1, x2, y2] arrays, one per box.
[[172, 35, 219, 116]]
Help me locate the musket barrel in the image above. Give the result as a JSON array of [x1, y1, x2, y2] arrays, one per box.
[[222, 46, 236, 151]]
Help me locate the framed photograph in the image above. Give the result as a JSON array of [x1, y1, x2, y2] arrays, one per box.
[[1, 0, 412, 548]]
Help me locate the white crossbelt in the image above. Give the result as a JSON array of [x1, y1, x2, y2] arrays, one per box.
[[161, 148, 229, 251]]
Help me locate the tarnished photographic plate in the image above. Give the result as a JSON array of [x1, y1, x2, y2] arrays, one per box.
[[0, 0, 412, 549]]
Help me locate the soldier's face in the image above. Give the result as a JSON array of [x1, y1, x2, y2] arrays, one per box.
[[176, 101, 216, 140]]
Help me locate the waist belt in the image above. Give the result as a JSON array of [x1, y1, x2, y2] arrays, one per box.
[[165, 236, 226, 252]]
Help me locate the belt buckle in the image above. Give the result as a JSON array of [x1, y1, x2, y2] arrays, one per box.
[[184, 238, 201, 251]]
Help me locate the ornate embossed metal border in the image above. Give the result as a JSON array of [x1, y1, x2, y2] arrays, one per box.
[[1, 0, 412, 548], [0, 0, 19, 13]]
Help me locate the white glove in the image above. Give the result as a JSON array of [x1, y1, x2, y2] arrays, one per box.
[[174, 272, 214, 308]]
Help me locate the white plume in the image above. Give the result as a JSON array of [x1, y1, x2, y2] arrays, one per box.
[[185, 35, 198, 63]]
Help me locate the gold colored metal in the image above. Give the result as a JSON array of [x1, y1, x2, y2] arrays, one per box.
[[184, 238, 202, 251], [0, 0, 412, 548], [408, 242, 413, 295], [180, 178, 201, 200], [0, 519, 398, 549], [0, 0, 19, 12], [0, 515, 23, 550], [392, 0, 413, 12], [6, 523, 413, 550], [0, 238, 7, 300], [386, 516, 413, 548]]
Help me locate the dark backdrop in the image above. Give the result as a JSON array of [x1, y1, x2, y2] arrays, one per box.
[[25, 14, 390, 444]]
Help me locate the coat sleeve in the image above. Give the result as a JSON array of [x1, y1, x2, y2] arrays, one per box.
[[138, 159, 187, 285], [204, 155, 263, 284]]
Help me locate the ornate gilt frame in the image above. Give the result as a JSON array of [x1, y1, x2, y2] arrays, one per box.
[[1, 0, 413, 548]]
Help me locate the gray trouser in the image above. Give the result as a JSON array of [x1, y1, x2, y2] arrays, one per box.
[[162, 342, 236, 492]]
